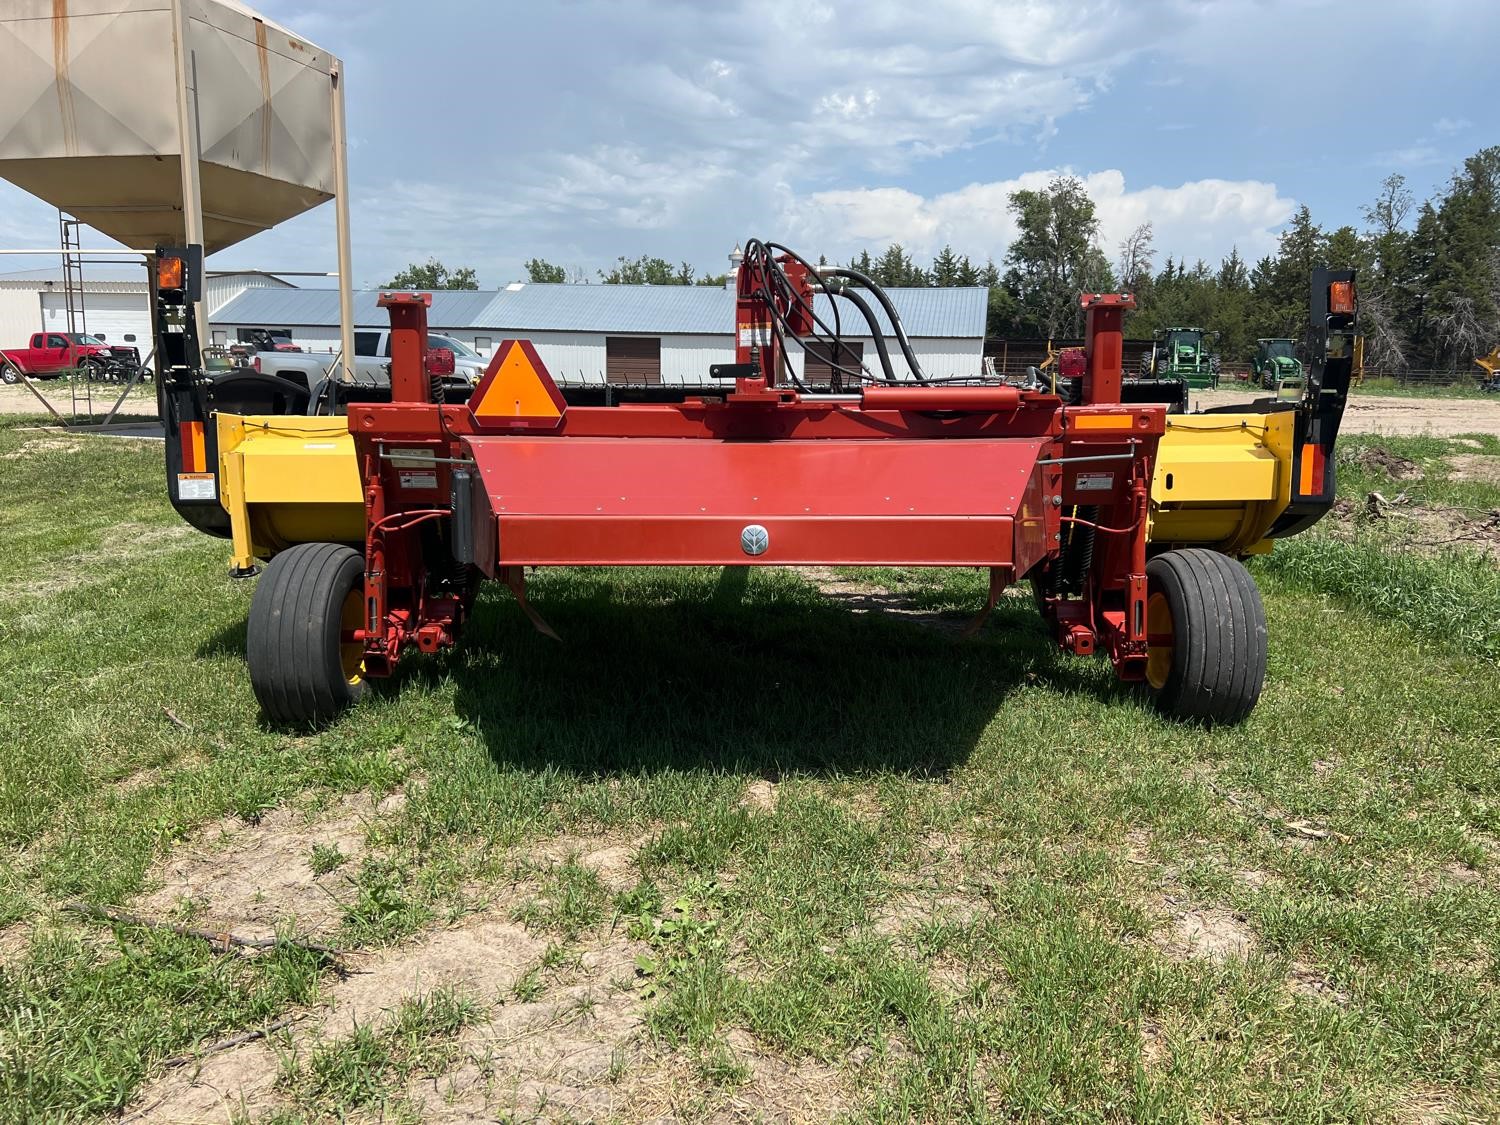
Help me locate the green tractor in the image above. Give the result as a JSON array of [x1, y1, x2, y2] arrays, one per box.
[[1252, 338, 1304, 391], [1140, 327, 1220, 390]]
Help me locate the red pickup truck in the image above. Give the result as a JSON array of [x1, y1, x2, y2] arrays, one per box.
[[0, 331, 142, 384]]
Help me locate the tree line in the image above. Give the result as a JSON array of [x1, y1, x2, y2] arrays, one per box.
[[390, 144, 1499, 369]]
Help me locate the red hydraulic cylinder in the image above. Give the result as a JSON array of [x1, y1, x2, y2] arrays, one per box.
[[1080, 292, 1136, 405], [862, 385, 1022, 412]]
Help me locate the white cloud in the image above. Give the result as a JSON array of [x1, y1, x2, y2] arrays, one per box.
[[1371, 144, 1443, 168], [782, 170, 1296, 269], [1433, 117, 1471, 135]]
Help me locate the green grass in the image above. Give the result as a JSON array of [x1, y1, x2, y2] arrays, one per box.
[[1352, 376, 1492, 399], [0, 928, 322, 1116], [275, 986, 480, 1119], [0, 423, 1498, 1120], [1257, 432, 1500, 664]]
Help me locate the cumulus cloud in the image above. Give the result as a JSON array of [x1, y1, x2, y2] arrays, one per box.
[[13, 0, 1487, 286], [783, 170, 1296, 269]]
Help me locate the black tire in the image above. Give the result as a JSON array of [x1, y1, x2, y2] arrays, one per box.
[[247, 542, 368, 727], [1144, 549, 1266, 725], [79, 359, 104, 383], [1, 364, 18, 385]]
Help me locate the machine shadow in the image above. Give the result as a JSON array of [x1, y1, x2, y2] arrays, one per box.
[[415, 571, 1107, 781]]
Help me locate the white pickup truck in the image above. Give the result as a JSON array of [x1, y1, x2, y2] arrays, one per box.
[[237, 327, 489, 387]]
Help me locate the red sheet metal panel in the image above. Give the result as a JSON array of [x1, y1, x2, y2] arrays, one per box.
[[464, 435, 1047, 566]]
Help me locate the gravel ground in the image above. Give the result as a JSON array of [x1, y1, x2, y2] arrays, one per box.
[[5, 380, 1497, 436], [0, 381, 157, 417]]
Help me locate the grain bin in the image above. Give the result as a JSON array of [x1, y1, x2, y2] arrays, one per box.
[[0, 0, 341, 254]]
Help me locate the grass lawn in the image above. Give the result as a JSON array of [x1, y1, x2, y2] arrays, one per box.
[[0, 418, 1497, 1122], [1350, 377, 1492, 400]]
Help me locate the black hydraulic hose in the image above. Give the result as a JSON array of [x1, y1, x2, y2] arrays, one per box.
[[828, 267, 928, 383], [742, 267, 867, 385], [828, 286, 897, 383]]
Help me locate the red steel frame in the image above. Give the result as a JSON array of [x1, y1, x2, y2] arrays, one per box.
[[348, 273, 1163, 685]]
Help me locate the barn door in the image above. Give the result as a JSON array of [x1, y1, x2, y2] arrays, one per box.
[[605, 336, 661, 384], [803, 340, 863, 390]]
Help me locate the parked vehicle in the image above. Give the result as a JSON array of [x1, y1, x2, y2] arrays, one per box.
[[1139, 327, 1220, 390], [231, 326, 488, 388], [1253, 338, 1304, 390], [0, 331, 143, 384], [1476, 345, 1500, 393]]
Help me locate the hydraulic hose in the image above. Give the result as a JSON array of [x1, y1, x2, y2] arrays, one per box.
[[827, 267, 928, 383], [826, 285, 897, 383]]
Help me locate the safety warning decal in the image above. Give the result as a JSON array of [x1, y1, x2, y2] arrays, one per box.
[[176, 472, 216, 501], [737, 322, 771, 347], [398, 470, 439, 490], [1075, 471, 1115, 492]]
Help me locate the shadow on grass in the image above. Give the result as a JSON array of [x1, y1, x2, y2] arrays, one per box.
[[420, 567, 1109, 780], [197, 565, 1128, 774]]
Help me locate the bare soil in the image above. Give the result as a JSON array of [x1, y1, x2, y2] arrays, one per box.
[[122, 795, 860, 1123], [0, 382, 156, 417], [1156, 901, 1257, 961], [130, 791, 378, 942], [1193, 388, 1500, 437]]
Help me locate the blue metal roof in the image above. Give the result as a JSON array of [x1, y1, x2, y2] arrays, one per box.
[[212, 283, 988, 339]]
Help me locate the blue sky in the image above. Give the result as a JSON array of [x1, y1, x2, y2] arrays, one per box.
[[1, 0, 1493, 287]]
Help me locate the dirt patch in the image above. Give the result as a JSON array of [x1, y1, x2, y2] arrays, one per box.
[[320, 919, 550, 1037], [0, 436, 84, 460], [1447, 453, 1500, 487], [871, 885, 990, 940], [524, 830, 654, 894], [1192, 388, 1500, 438], [1384, 499, 1500, 561], [398, 933, 649, 1122], [721, 1030, 857, 1122], [0, 922, 32, 967], [1348, 446, 1421, 479], [1437, 860, 1486, 888], [0, 383, 157, 417], [1233, 869, 1277, 890], [130, 918, 564, 1122], [2, 522, 197, 600], [131, 791, 384, 941], [1139, 1018, 1171, 1072], [1156, 903, 1257, 961], [740, 778, 779, 813], [786, 566, 975, 636], [1287, 960, 1349, 1006], [127, 1037, 284, 1123]]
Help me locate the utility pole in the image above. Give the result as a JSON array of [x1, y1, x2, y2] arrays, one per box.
[[169, 0, 207, 347], [330, 61, 356, 383]]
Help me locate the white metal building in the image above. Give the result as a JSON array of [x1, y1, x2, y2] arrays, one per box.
[[211, 283, 989, 384], [0, 265, 295, 354]]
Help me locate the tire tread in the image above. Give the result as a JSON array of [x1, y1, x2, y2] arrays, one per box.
[[247, 542, 366, 727], [1146, 548, 1266, 725]]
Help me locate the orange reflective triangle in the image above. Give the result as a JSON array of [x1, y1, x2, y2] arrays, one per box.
[[470, 339, 566, 425]]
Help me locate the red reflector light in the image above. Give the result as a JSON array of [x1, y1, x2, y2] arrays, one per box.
[[1298, 441, 1327, 495], [156, 256, 184, 291], [425, 347, 456, 376], [1328, 280, 1355, 315]]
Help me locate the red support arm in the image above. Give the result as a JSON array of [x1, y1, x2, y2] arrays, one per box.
[[1080, 292, 1137, 405], [378, 291, 434, 403]]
